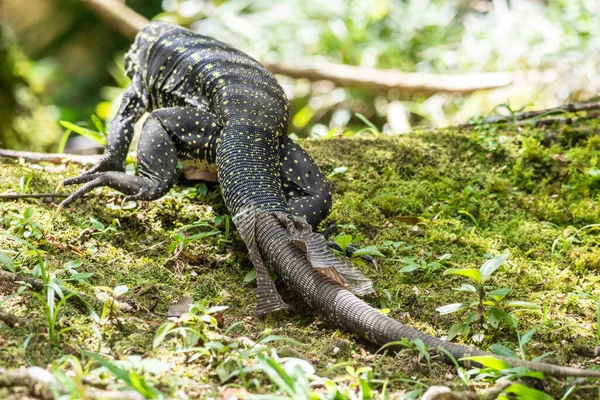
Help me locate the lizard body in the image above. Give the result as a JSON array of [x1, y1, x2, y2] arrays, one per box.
[[59, 22, 600, 378]]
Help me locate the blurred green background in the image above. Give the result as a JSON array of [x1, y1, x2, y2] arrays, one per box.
[[1, 0, 599, 151]]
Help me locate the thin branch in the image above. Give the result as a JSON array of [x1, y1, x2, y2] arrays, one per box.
[[0, 310, 20, 328], [82, 0, 147, 40], [0, 270, 44, 292], [0, 367, 145, 400], [0, 193, 69, 200], [81, 0, 513, 94], [459, 101, 600, 128], [263, 61, 513, 95], [0, 149, 102, 165]]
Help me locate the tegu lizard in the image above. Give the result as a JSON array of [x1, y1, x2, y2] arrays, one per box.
[[57, 21, 600, 378]]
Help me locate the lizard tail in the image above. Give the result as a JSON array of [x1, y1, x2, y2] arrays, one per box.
[[246, 209, 600, 379]]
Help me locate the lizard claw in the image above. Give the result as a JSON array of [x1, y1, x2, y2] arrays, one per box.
[[55, 181, 64, 193]]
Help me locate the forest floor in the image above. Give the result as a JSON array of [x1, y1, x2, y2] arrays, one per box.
[[2, 119, 600, 399]]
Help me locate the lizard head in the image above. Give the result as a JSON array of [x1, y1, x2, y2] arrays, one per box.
[[124, 21, 180, 79]]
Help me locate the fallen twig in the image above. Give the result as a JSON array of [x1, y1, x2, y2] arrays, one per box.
[[0, 310, 20, 328], [0, 367, 145, 400], [263, 61, 513, 95], [0, 270, 44, 291], [0, 149, 102, 165], [0, 193, 69, 200], [81, 0, 512, 94], [459, 101, 600, 128]]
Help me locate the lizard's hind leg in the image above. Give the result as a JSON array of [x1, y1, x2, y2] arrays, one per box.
[[280, 136, 332, 228]]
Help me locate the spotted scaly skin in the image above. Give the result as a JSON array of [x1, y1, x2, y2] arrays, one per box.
[[58, 22, 600, 378]]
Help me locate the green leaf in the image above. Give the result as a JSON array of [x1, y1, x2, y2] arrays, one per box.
[[257, 335, 306, 347], [504, 301, 541, 310], [122, 201, 137, 210], [243, 268, 257, 283], [479, 253, 509, 281], [23, 208, 33, 220], [89, 218, 105, 231], [334, 234, 352, 251], [257, 354, 296, 396], [489, 343, 517, 358], [91, 114, 107, 136], [532, 351, 555, 363], [0, 252, 16, 273], [59, 121, 107, 145], [65, 272, 94, 281], [411, 338, 428, 358], [444, 268, 482, 283], [355, 112, 380, 133], [486, 307, 508, 329], [83, 351, 163, 398], [486, 287, 511, 301], [500, 383, 553, 400], [436, 303, 470, 315], [64, 260, 82, 270], [461, 355, 511, 371], [520, 327, 537, 347], [455, 283, 477, 293], [153, 322, 176, 348], [114, 285, 128, 297], [330, 166, 347, 176], [447, 323, 470, 341], [352, 245, 384, 258], [399, 263, 421, 273]]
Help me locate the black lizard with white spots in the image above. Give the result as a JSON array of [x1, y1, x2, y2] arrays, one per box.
[[57, 21, 600, 377]]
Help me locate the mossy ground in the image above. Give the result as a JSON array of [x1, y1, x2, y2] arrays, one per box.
[[1, 120, 600, 398]]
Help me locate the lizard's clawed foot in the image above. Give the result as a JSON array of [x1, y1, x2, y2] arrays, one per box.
[[55, 174, 110, 216]]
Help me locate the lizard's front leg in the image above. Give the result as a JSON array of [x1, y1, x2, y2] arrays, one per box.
[[57, 107, 221, 213], [58, 76, 148, 190]]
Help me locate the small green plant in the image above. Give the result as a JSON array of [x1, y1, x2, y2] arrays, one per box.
[[379, 240, 414, 259], [153, 303, 228, 362], [551, 224, 600, 261], [1, 234, 98, 345], [377, 337, 431, 371], [84, 351, 166, 399], [459, 355, 552, 399], [89, 217, 121, 239], [0, 250, 18, 273], [397, 251, 451, 277], [19, 170, 34, 194], [168, 229, 220, 257], [490, 326, 554, 363], [436, 254, 540, 342], [213, 214, 232, 245], [94, 284, 128, 323], [3, 208, 43, 240], [333, 233, 384, 259], [58, 115, 107, 152], [354, 112, 382, 136], [61, 260, 94, 286]]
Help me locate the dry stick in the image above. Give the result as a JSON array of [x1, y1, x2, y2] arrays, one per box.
[[0, 310, 20, 328], [263, 61, 513, 95], [0, 148, 102, 165], [0, 270, 44, 291], [81, 0, 512, 94], [459, 101, 600, 128], [0, 367, 145, 400], [0, 193, 69, 200]]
